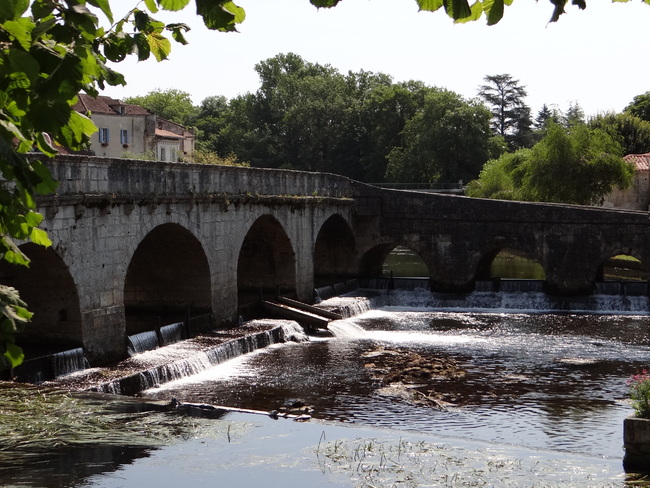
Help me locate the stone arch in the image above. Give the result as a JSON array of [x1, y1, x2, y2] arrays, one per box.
[[596, 249, 649, 282], [474, 246, 546, 281], [0, 243, 82, 352], [359, 242, 430, 278], [313, 214, 357, 287], [237, 215, 296, 314], [123, 223, 212, 335]]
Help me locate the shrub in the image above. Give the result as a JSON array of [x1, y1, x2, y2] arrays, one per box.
[[628, 370, 650, 418]]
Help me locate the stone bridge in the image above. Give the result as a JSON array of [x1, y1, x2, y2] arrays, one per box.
[[3, 155, 649, 364]]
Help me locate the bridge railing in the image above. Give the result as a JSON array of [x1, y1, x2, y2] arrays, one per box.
[[41, 155, 356, 200]]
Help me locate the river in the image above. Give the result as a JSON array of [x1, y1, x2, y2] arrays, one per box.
[[3, 288, 650, 487]]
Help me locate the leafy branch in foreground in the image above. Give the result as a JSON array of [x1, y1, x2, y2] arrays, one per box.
[[0, 0, 245, 370]]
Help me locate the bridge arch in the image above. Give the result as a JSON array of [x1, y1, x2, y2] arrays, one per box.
[[359, 242, 431, 279], [596, 247, 649, 282], [0, 243, 82, 350], [313, 214, 356, 287], [474, 246, 546, 282], [237, 214, 296, 314], [123, 223, 212, 335]]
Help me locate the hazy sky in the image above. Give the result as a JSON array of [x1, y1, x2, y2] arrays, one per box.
[[104, 0, 650, 117]]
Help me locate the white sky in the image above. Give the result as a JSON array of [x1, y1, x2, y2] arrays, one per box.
[[103, 0, 650, 117]]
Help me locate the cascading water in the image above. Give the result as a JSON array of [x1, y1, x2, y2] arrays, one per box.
[[326, 320, 370, 339], [159, 322, 185, 346], [83, 320, 308, 396], [353, 287, 650, 314], [51, 348, 90, 377], [127, 330, 160, 355]]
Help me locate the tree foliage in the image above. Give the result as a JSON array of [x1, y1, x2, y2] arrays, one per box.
[[589, 112, 650, 155], [125, 88, 198, 126], [478, 74, 532, 149], [385, 89, 492, 183], [466, 123, 634, 205], [625, 91, 650, 123]]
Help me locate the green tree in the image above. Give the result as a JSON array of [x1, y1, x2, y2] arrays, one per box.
[[385, 89, 491, 184], [194, 95, 230, 155], [357, 80, 432, 182], [478, 74, 532, 149], [563, 101, 585, 127], [125, 88, 198, 127], [466, 123, 634, 205], [589, 112, 650, 155], [625, 91, 650, 123]]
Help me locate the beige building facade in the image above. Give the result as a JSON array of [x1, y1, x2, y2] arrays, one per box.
[[73, 94, 195, 161]]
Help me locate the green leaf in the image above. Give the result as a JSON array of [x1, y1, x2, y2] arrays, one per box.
[[0, 0, 29, 22], [144, 0, 159, 12], [30, 227, 52, 247], [60, 110, 97, 148], [455, 1, 483, 23], [445, 0, 472, 19], [195, 0, 244, 31], [310, 0, 341, 6], [87, 0, 114, 23], [482, 0, 504, 25], [134, 33, 151, 61], [4, 342, 24, 368], [147, 32, 172, 61], [30, 159, 58, 194], [416, 0, 444, 12], [24, 210, 43, 228], [168, 23, 190, 45], [3, 18, 35, 51], [7, 49, 40, 85], [159, 0, 191, 11]]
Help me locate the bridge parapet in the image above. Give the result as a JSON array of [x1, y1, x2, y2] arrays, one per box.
[[43, 155, 354, 199]]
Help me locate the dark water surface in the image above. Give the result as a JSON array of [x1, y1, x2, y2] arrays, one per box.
[[141, 308, 650, 461], [5, 290, 650, 487]]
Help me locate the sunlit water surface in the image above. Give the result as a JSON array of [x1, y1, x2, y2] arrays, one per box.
[[130, 303, 650, 485]]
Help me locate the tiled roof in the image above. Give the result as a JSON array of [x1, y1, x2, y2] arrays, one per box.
[[73, 94, 151, 116], [624, 153, 650, 171], [155, 128, 184, 139]]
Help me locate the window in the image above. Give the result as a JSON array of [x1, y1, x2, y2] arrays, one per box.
[[120, 129, 128, 145], [99, 128, 109, 144], [171, 149, 176, 162], [160, 148, 166, 161]]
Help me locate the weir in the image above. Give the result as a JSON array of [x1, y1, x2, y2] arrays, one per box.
[[47, 320, 308, 396]]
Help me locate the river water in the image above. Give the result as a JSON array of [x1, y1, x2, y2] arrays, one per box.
[[124, 289, 650, 486], [4, 288, 650, 487]]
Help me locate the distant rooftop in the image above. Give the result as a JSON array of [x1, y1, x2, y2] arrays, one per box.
[[624, 153, 650, 171], [73, 94, 151, 116]]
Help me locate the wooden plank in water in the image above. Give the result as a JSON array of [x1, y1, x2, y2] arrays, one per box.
[[277, 297, 343, 320], [262, 301, 330, 328]]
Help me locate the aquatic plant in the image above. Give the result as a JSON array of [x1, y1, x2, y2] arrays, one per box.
[[628, 369, 650, 418]]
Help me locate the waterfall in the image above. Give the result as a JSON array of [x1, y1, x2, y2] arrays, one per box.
[[160, 322, 185, 346], [327, 320, 371, 339], [377, 288, 649, 314], [89, 322, 291, 395], [127, 331, 160, 355], [280, 321, 309, 342], [51, 348, 89, 378]]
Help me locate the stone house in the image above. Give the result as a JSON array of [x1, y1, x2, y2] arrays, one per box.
[[602, 153, 650, 211], [72, 94, 195, 161]]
